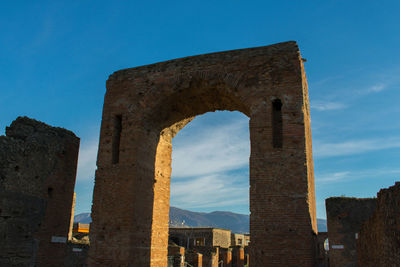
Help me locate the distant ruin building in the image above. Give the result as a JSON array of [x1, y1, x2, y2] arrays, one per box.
[[168, 227, 248, 267], [0, 117, 79, 266]]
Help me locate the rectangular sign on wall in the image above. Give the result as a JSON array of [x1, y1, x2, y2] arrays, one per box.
[[51, 236, 67, 243]]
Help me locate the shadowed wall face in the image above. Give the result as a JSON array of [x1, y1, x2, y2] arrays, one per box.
[[89, 41, 317, 267], [0, 117, 79, 267], [326, 197, 377, 267], [357, 182, 400, 267]]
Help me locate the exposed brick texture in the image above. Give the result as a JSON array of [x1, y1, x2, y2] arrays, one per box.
[[88, 41, 317, 267], [357, 182, 400, 266], [326, 197, 376, 267], [0, 117, 79, 266]]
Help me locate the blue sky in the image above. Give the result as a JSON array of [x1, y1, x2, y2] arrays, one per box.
[[1, 1, 400, 220]]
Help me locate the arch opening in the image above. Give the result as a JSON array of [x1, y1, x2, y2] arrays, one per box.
[[169, 111, 250, 215], [166, 110, 251, 266]]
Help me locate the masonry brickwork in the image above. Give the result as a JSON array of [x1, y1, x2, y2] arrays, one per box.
[[0, 117, 79, 266], [89, 41, 317, 267], [326, 197, 376, 267], [357, 182, 400, 266]]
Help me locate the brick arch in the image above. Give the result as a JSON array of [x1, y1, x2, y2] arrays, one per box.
[[88, 41, 317, 267]]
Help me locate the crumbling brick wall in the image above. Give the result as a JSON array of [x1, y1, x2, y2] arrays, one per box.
[[0, 117, 79, 266], [357, 182, 400, 266], [325, 197, 376, 267]]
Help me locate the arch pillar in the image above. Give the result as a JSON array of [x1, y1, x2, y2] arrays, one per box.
[[249, 92, 316, 266], [88, 120, 172, 266]]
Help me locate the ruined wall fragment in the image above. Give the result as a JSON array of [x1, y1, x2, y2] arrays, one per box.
[[357, 182, 400, 266], [326, 197, 376, 267], [0, 117, 79, 266]]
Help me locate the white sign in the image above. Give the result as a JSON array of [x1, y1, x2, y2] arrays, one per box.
[[72, 248, 83, 252], [332, 245, 344, 249], [51, 236, 67, 243]]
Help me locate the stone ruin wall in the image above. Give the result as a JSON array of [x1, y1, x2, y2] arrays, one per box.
[[357, 182, 400, 266], [325, 197, 377, 267], [0, 117, 79, 267], [169, 228, 248, 267]]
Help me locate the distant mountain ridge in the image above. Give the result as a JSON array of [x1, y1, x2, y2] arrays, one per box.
[[74, 212, 91, 224], [74, 207, 327, 233], [169, 207, 250, 233]]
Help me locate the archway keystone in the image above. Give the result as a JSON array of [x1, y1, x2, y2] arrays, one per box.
[[88, 41, 317, 267]]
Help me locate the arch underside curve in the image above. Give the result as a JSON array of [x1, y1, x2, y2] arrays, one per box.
[[88, 41, 317, 267]]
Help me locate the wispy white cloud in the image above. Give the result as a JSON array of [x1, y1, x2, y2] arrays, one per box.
[[316, 171, 351, 183], [357, 83, 387, 95], [74, 113, 251, 212], [170, 113, 250, 213], [76, 138, 98, 181], [311, 101, 347, 111], [314, 137, 400, 158], [171, 117, 250, 178], [316, 169, 400, 184], [367, 84, 386, 93], [171, 173, 249, 210]]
